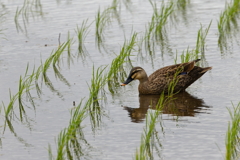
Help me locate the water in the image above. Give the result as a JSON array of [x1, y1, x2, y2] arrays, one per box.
[[0, 0, 240, 159]]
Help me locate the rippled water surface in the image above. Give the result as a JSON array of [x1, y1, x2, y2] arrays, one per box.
[[1, 0, 240, 159]]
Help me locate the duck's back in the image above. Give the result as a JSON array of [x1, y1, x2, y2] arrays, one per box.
[[141, 61, 211, 94]]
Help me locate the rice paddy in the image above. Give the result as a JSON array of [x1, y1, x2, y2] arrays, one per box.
[[1, 0, 240, 159]]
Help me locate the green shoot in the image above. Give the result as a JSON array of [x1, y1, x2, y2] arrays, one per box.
[[225, 102, 240, 160]]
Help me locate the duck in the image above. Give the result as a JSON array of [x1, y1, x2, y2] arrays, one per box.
[[121, 59, 212, 95]]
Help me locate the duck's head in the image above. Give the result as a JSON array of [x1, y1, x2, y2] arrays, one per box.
[[121, 67, 147, 86]]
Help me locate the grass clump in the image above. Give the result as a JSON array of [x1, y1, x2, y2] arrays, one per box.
[[225, 102, 240, 160]]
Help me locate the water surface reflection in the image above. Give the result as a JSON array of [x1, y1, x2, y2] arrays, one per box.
[[123, 92, 211, 123]]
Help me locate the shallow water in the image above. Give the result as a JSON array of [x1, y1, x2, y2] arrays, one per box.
[[1, 0, 240, 159]]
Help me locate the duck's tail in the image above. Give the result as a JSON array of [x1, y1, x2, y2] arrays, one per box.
[[200, 67, 212, 73], [184, 59, 201, 73]]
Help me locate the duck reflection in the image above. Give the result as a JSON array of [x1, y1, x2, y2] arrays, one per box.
[[123, 92, 210, 123]]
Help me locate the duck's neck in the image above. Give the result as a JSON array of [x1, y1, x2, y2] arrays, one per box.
[[138, 77, 150, 94]]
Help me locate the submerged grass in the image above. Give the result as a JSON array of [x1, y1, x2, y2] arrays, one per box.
[[225, 102, 240, 160]]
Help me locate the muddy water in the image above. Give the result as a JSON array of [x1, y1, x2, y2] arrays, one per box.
[[1, 0, 240, 159]]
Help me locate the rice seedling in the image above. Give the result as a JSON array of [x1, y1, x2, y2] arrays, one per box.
[[134, 93, 165, 160], [107, 32, 136, 94], [143, 16, 156, 58], [95, 7, 114, 51], [225, 102, 240, 160], [175, 22, 211, 65], [174, 47, 196, 64], [2, 90, 19, 120], [110, 0, 123, 27], [218, 0, 240, 52], [195, 21, 212, 56], [42, 54, 57, 92], [41, 41, 71, 92], [66, 31, 74, 68], [87, 65, 108, 131], [2, 65, 36, 122], [149, 0, 174, 42], [49, 99, 93, 160], [140, 0, 174, 57], [75, 19, 92, 57], [170, 0, 190, 23], [176, 0, 190, 10], [218, 0, 240, 35], [14, 0, 44, 34], [49, 65, 110, 159], [52, 41, 71, 87], [34, 64, 43, 97]]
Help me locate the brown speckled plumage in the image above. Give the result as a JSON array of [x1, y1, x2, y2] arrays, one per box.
[[122, 59, 212, 95]]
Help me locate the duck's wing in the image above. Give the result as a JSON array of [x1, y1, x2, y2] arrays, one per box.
[[149, 59, 201, 81]]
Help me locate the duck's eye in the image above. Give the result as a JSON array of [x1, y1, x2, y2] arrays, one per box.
[[131, 73, 137, 79], [131, 69, 142, 79]]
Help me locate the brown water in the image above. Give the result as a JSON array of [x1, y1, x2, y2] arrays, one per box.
[[1, 0, 240, 159]]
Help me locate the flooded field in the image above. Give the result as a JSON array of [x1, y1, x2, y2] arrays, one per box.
[[1, 0, 240, 159]]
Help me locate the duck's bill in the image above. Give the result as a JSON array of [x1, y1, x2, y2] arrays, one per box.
[[121, 77, 134, 86]]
